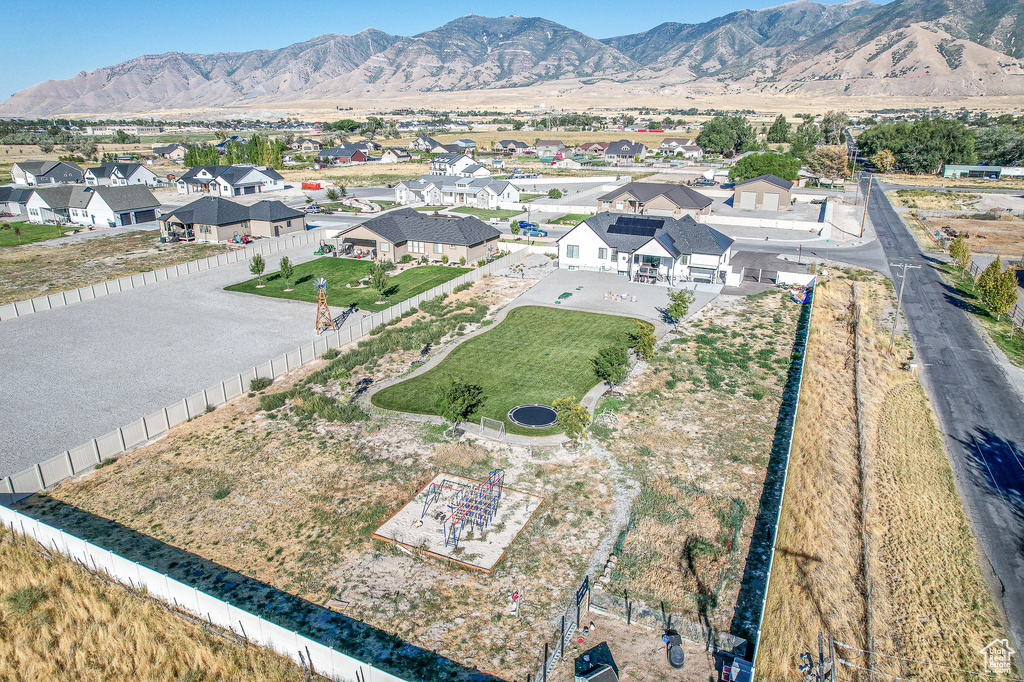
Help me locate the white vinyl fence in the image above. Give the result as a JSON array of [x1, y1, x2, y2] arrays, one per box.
[[0, 505, 405, 682], [0, 228, 334, 322], [0, 249, 531, 501]]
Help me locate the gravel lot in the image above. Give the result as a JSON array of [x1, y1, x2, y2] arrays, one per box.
[[0, 239, 348, 476]]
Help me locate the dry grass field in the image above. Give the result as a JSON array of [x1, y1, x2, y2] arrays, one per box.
[[887, 189, 980, 211], [924, 216, 1024, 253], [881, 173, 1024, 191], [0, 231, 240, 305], [591, 290, 804, 641], [757, 274, 1008, 681], [0, 532, 312, 682]]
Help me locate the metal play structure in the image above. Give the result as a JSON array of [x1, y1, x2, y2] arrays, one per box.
[[314, 277, 336, 334], [420, 471, 505, 550]]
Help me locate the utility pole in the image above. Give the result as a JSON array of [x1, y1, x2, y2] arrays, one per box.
[[888, 262, 921, 353], [860, 175, 872, 238]]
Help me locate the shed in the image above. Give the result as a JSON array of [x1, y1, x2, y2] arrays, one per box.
[[733, 174, 793, 211]]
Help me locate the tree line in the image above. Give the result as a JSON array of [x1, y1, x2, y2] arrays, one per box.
[[182, 133, 286, 169]]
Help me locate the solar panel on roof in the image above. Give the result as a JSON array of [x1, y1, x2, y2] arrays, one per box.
[[608, 215, 663, 237]]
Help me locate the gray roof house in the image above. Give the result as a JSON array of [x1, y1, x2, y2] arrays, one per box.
[[338, 208, 501, 263], [176, 165, 285, 196], [11, 160, 84, 186], [395, 174, 520, 209], [85, 162, 159, 187], [557, 212, 734, 285], [160, 196, 304, 242], [0, 187, 34, 215], [604, 140, 647, 165], [598, 182, 713, 218]]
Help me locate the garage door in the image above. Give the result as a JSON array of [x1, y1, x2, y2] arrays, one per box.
[[118, 213, 133, 226], [133, 209, 156, 223], [739, 191, 756, 210], [763, 192, 781, 211], [690, 267, 716, 283], [243, 185, 256, 195]]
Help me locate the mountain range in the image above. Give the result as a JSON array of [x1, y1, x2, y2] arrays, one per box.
[[3, 0, 1024, 117]]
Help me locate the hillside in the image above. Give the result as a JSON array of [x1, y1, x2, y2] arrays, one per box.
[[2, 0, 1024, 117]]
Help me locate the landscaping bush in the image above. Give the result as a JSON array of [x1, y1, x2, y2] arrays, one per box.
[[249, 377, 272, 392], [399, 254, 413, 264], [259, 393, 288, 411], [320, 348, 340, 360], [211, 485, 232, 500]]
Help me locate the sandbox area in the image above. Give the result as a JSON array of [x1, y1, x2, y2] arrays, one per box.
[[373, 472, 544, 572]]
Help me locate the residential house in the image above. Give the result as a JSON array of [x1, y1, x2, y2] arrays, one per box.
[[381, 148, 412, 163], [338, 208, 501, 263], [11, 160, 84, 186], [408, 136, 441, 152], [535, 140, 565, 158], [160, 196, 305, 242], [555, 156, 593, 169], [176, 165, 285, 196], [556, 212, 734, 285], [430, 153, 490, 177], [597, 182, 712, 219], [452, 139, 477, 150], [431, 143, 463, 154], [659, 138, 703, 160], [85, 162, 159, 187], [733, 174, 793, 211], [291, 138, 323, 153], [604, 140, 647, 165], [0, 187, 33, 215], [497, 140, 531, 154], [26, 185, 160, 226], [579, 142, 609, 155], [351, 140, 382, 154], [153, 143, 186, 161], [395, 175, 520, 209], [317, 145, 368, 165]]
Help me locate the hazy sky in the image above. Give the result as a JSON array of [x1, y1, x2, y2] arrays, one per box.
[[0, 0, 884, 104]]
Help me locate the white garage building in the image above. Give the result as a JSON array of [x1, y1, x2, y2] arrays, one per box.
[[556, 212, 736, 285]]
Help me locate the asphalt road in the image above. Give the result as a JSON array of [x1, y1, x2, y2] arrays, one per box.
[[864, 175, 1024, 652]]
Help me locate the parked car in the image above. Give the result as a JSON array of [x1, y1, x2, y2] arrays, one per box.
[[518, 221, 538, 229], [522, 226, 547, 237], [691, 177, 717, 186], [304, 204, 323, 213]]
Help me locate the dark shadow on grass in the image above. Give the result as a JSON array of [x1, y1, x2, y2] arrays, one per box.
[[13, 497, 499, 682], [729, 289, 814, 652]]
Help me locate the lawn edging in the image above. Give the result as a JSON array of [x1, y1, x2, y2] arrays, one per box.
[[0, 248, 533, 503], [0, 227, 334, 323]]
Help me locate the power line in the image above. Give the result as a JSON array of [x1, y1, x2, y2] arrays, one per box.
[[834, 640, 1024, 681]]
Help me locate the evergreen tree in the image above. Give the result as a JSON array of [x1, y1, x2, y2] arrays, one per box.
[[766, 114, 790, 143]]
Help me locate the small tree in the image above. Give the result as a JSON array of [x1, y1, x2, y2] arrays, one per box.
[[766, 114, 790, 143], [325, 188, 340, 201], [14, 225, 21, 244], [434, 374, 485, 435], [666, 288, 696, 331], [510, 220, 521, 236], [548, 188, 563, 199], [593, 344, 630, 384], [871, 149, 897, 173], [338, 185, 348, 200], [279, 256, 294, 291], [627, 320, 656, 361], [948, 234, 971, 274], [987, 268, 1019, 321], [250, 253, 266, 287], [977, 256, 1003, 303], [552, 397, 590, 446], [370, 262, 394, 303]]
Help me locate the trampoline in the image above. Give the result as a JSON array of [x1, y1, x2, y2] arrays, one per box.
[[508, 404, 558, 428]]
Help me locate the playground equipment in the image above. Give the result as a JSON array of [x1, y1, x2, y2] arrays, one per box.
[[420, 471, 505, 551], [231, 233, 252, 244], [314, 277, 336, 333], [314, 240, 335, 256]]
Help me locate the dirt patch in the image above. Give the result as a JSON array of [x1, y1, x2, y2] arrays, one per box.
[[887, 189, 980, 211], [0, 231, 242, 305], [923, 216, 1024, 252]]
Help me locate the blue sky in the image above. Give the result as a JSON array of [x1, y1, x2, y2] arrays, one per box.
[[0, 0, 883, 105]]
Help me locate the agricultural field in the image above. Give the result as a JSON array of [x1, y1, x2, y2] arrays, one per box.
[[757, 273, 1010, 681], [0, 532, 312, 681], [0, 230, 240, 306], [23, 275, 617, 681], [225, 257, 471, 312], [371, 306, 640, 435], [589, 289, 806, 643]]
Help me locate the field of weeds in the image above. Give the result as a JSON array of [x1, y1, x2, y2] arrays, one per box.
[[590, 289, 804, 640], [0, 531, 311, 682], [21, 274, 616, 681], [887, 189, 979, 211], [0, 230, 240, 305], [758, 273, 1010, 681]]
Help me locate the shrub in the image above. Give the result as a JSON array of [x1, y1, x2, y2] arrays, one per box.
[[249, 377, 272, 392], [259, 393, 288, 411], [5, 587, 46, 614], [320, 348, 340, 360], [95, 457, 116, 470], [400, 254, 413, 264], [211, 485, 232, 500], [205, 404, 215, 414], [459, 256, 466, 265], [441, 254, 449, 264], [593, 344, 630, 384]]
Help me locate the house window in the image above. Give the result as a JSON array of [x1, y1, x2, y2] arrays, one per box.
[[241, 221, 250, 229], [286, 220, 291, 227], [409, 241, 425, 253], [566, 245, 580, 259], [449, 244, 457, 249], [29, 208, 39, 216], [616, 201, 624, 210], [433, 243, 443, 253], [380, 243, 390, 252], [681, 255, 689, 265], [611, 249, 619, 261], [598, 248, 607, 260]]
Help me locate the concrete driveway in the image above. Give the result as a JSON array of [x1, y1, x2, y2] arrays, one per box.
[[0, 237, 344, 476]]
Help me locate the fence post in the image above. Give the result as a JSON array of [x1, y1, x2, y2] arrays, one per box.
[[34, 464, 45, 490], [560, 615, 565, 661], [543, 642, 548, 682], [92, 439, 101, 464]]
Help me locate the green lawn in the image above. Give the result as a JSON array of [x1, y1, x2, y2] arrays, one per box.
[[519, 193, 545, 202], [448, 207, 522, 220], [371, 306, 639, 435], [225, 257, 471, 312], [413, 206, 448, 213], [373, 200, 400, 210], [942, 263, 1024, 367], [321, 202, 363, 212], [0, 223, 73, 247], [548, 213, 595, 226]]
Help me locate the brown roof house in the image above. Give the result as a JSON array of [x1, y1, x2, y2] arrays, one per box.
[[338, 208, 501, 264], [733, 174, 794, 211], [598, 182, 712, 218]]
